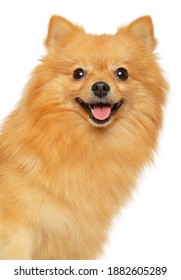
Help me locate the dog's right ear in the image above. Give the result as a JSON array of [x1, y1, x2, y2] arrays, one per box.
[[45, 15, 81, 48]]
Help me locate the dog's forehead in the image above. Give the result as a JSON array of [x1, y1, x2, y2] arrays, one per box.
[[80, 33, 119, 51], [64, 32, 132, 67]]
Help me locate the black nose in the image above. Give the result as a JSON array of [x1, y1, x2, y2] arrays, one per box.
[[92, 81, 110, 98]]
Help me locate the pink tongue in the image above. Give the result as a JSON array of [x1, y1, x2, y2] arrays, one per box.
[[92, 105, 111, 120]]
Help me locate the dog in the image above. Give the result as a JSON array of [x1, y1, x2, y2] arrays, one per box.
[[0, 15, 168, 259]]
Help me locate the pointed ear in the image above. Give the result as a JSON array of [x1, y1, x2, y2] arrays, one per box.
[[120, 16, 157, 50], [45, 15, 80, 48]]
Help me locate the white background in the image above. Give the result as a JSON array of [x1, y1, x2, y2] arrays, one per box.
[[0, 0, 181, 279]]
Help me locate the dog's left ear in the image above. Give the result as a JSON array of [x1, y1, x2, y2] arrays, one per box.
[[118, 16, 157, 50]]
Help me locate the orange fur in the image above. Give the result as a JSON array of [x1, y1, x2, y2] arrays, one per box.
[[0, 15, 168, 259]]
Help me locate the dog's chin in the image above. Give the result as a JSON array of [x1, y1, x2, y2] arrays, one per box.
[[75, 97, 124, 127], [88, 117, 113, 128]]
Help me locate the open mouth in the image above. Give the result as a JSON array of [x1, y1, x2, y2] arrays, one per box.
[[75, 98, 124, 124]]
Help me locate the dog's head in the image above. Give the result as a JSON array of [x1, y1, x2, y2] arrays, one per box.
[[28, 15, 167, 132]]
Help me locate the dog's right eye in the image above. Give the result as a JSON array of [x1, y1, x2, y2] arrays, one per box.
[[73, 68, 86, 80]]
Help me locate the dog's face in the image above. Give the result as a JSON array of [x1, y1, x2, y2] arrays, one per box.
[[56, 33, 130, 127], [30, 16, 166, 132]]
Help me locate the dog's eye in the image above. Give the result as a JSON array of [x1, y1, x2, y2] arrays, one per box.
[[73, 68, 86, 80], [115, 68, 128, 80]]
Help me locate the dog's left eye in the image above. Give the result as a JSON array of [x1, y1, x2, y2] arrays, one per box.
[[114, 68, 128, 80], [73, 68, 86, 80]]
